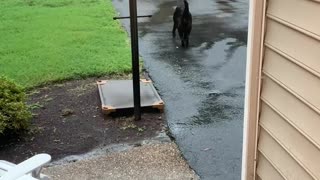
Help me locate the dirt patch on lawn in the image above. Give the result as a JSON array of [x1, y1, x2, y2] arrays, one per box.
[[0, 76, 165, 163]]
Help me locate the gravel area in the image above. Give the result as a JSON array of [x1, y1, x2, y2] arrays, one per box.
[[44, 143, 199, 180]]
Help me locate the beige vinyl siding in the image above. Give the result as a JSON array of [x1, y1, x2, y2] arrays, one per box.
[[263, 48, 320, 112], [258, 127, 313, 180], [267, 0, 320, 38], [261, 77, 320, 149], [250, 0, 320, 179], [256, 153, 284, 180], [264, 19, 320, 80]]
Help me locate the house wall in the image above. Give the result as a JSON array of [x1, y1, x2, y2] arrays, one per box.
[[242, 0, 320, 179]]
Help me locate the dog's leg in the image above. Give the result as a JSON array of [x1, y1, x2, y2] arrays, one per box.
[[185, 34, 189, 48], [172, 23, 177, 38], [182, 33, 185, 47], [172, 7, 180, 38], [181, 40, 185, 47], [178, 31, 184, 47]]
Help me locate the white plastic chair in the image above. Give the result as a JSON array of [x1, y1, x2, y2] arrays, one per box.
[[0, 154, 51, 180]]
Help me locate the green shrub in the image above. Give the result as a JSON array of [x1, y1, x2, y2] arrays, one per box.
[[0, 77, 32, 135]]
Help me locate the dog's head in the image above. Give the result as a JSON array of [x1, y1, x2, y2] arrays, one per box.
[[183, 0, 189, 11], [184, 0, 189, 7]]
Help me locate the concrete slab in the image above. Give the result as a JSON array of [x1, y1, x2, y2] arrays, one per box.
[[97, 79, 164, 114], [44, 143, 199, 180]]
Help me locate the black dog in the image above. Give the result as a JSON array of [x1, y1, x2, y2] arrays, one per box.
[[172, 0, 192, 48]]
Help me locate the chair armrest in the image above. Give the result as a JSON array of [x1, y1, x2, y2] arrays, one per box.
[[0, 154, 51, 180], [0, 160, 15, 171]]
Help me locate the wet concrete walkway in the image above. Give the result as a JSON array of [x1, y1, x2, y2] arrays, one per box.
[[112, 0, 248, 179], [45, 143, 198, 180]]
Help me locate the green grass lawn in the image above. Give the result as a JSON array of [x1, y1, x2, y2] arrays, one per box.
[[0, 0, 131, 88]]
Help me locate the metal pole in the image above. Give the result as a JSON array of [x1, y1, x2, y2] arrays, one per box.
[[129, 0, 141, 120]]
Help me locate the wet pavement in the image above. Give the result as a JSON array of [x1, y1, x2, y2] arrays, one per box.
[[112, 0, 249, 179]]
